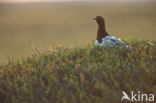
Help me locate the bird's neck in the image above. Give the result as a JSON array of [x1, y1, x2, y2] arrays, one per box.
[[97, 24, 108, 37], [97, 23, 108, 43]]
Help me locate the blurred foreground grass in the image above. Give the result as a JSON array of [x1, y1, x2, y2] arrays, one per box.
[[0, 39, 156, 103], [0, 2, 156, 64]]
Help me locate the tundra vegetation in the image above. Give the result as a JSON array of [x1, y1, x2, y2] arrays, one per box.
[[0, 39, 156, 103]]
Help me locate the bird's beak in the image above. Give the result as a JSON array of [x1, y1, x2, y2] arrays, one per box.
[[93, 17, 96, 20]]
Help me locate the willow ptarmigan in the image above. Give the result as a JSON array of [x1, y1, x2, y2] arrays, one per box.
[[93, 16, 129, 48]]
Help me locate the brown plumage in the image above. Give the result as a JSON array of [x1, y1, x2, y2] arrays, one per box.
[[93, 16, 109, 43]]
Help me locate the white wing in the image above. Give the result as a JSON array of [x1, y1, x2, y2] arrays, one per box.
[[101, 36, 123, 47], [95, 36, 129, 48], [105, 36, 123, 46]]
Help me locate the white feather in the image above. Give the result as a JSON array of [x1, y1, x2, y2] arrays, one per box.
[[95, 36, 128, 48]]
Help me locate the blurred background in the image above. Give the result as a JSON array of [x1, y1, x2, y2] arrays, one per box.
[[0, 0, 156, 64]]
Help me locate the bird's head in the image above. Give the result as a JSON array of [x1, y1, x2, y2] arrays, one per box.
[[93, 16, 105, 26]]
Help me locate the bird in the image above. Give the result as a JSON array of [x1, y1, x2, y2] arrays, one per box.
[[93, 16, 129, 48]]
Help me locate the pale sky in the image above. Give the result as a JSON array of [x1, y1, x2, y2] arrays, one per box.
[[0, 0, 150, 3]]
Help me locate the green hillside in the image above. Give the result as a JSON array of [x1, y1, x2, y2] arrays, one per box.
[[0, 39, 156, 103]]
